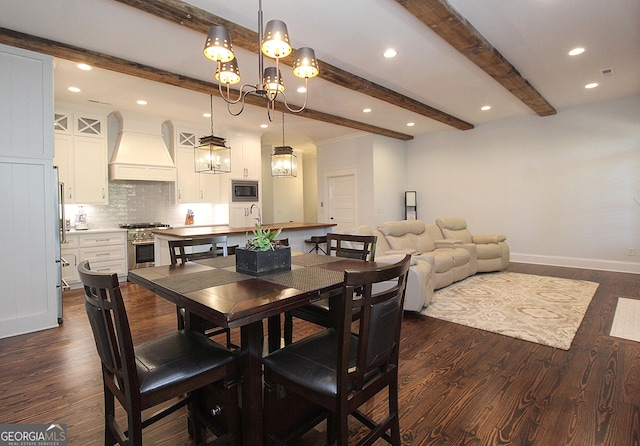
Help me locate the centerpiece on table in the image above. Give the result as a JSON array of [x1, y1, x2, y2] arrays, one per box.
[[235, 225, 291, 276]]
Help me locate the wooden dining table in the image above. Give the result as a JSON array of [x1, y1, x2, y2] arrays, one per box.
[[127, 251, 385, 446]]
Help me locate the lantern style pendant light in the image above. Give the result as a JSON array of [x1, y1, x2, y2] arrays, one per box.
[[203, 0, 319, 121], [271, 113, 297, 177], [194, 95, 231, 174]]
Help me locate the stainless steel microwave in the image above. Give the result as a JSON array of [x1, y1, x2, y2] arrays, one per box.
[[231, 180, 259, 202]]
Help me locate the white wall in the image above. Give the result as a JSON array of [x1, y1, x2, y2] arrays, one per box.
[[407, 95, 640, 273], [316, 133, 408, 228], [316, 134, 375, 225], [303, 154, 318, 222], [373, 135, 408, 224]]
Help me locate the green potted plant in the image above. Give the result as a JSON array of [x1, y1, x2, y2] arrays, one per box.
[[235, 225, 291, 276]]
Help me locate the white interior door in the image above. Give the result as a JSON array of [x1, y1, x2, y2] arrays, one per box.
[[327, 174, 355, 233]]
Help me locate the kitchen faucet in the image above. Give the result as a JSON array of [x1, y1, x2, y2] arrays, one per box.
[[250, 204, 261, 226]]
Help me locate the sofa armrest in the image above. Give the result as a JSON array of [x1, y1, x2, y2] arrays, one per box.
[[410, 253, 435, 266], [472, 234, 506, 244], [433, 239, 462, 248]]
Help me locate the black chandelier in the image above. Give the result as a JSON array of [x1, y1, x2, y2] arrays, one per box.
[[203, 0, 320, 121]]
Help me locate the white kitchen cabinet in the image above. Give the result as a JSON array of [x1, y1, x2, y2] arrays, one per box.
[[228, 131, 261, 180], [175, 146, 220, 203], [60, 234, 80, 285], [79, 231, 127, 276], [230, 203, 261, 228], [174, 127, 222, 204], [62, 231, 127, 287], [53, 110, 108, 204]]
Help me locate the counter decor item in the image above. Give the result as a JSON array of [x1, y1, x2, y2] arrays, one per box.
[[75, 206, 89, 230], [185, 209, 194, 225], [235, 225, 291, 276]]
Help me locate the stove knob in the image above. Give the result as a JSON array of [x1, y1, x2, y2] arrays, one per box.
[[132, 233, 138, 240], [140, 232, 146, 240]]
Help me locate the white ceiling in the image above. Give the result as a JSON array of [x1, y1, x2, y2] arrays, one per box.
[[1, 0, 639, 153]]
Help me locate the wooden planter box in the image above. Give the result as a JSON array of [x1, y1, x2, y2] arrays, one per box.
[[235, 246, 291, 276]]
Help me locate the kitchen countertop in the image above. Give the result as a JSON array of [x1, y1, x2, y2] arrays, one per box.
[[64, 228, 127, 234], [153, 222, 336, 239]]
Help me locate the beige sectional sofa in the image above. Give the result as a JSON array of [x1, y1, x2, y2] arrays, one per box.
[[436, 217, 510, 273], [346, 218, 509, 312], [377, 220, 478, 290], [345, 225, 435, 312]]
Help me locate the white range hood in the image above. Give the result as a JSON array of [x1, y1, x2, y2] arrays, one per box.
[[109, 111, 176, 182]]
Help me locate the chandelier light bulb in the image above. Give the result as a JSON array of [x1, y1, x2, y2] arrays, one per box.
[[204, 26, 235, 62], [216, 59, 241, 85], [261, 20, 292, 58], [293, 47, 319, 79]]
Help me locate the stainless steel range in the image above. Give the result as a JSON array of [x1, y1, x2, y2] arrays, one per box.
[[120, 222, 171, 270]]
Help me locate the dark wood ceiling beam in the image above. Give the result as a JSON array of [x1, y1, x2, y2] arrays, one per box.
[[113, 0, 474, 130], [395, 0, 556, 116], [0, 27, 413, 141]]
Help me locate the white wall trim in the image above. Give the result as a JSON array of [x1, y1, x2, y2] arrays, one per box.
[[511, 253, 640, 274]]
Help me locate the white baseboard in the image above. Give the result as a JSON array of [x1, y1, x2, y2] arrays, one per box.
[[511, 253, 640, 274]]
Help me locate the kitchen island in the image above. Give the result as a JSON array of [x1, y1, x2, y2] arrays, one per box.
[[152, 221, 335, 266]]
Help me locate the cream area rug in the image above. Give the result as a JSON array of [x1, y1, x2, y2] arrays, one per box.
[[610, 298, 640, 342], [421, 272, 599, 350]]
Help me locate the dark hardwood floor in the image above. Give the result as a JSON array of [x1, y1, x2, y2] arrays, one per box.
[[0, 263, 638, 445]]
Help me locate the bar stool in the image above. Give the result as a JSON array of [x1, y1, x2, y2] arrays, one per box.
[[305, 235, 327, 254]]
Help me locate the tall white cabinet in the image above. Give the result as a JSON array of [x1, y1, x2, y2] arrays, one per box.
[[0, 44, 58, 339], [53, 109, 108, 204], [227, 130, 261, 227], [173, 126, 221, 204]]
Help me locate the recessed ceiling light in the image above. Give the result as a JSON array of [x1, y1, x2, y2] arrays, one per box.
[[260, 124, 268, 129], [203, 113, 212, 118], [585, 82, 599, 89], [363, 108, 372, 113], [68, 86, 81, 93], [568, 47, 585, 56], [77, 63, 92, 71], [297, 86, 307, 94], [406, 122, 415, 127], [136, 99, 148, 105], [383, 48, 397, 58], [481, 105, 492, 111]]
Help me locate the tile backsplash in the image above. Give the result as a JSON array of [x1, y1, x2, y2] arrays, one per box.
[[65, 180, 229, 229]]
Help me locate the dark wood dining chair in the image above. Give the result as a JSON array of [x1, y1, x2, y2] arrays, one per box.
[[283, 232, 377, 344], [78, 260, 240, 446], [169, 236, 236, 348], [169, 235, 229, 264], [263, 254, 411, 446]]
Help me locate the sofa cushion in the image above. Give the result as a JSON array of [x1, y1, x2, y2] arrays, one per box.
[[378, 220, 425, 237], [418, 251, 454, 273], [378, 220, 436, 253], [386, 234, 417, 252], [436, 217, 473, 243]]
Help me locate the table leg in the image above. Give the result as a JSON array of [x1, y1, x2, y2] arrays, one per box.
[[240, 321, 264, 446], [267, 315, 281, 353]]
